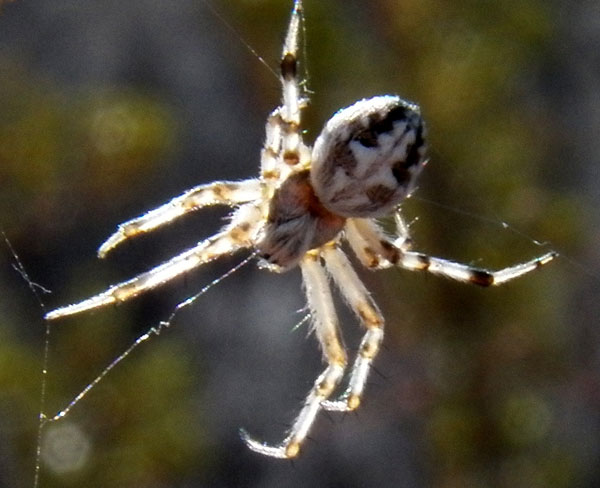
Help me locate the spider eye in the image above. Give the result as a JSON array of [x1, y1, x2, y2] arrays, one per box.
[[311, 95, 427, 218]]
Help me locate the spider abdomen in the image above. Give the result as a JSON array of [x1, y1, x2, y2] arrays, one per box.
[[311, 95, 427, 218]]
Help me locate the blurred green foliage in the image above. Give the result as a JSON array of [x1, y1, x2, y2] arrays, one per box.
[[0, 59, 175, 245], [0, 0, 592, 487]]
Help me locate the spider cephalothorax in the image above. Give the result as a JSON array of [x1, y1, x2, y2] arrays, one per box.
[[46, 0, 556, 459]]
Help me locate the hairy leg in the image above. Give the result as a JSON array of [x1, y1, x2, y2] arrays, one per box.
[[99, 179, 261, 257], [241, 251, 347, 458]]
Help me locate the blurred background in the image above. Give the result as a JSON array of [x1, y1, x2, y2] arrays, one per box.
[[0, 0, 598, 487]]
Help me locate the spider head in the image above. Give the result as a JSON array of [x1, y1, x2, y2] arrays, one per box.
[[310, 95, 426, 218]]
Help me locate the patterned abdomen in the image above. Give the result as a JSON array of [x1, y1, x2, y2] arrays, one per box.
[[311, 95, 427, 218]]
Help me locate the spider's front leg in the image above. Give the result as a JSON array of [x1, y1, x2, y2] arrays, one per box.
[[241, 252, 347, 458], [45, 204, 261, 320], [98, 179, 262, 257]]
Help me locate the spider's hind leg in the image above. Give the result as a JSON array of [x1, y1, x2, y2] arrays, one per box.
[[241, 251, 347, 458], [321, 244, 385, 412], [99, 179, 262, 257]]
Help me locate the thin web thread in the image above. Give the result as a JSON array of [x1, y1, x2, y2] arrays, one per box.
[[409, 195, 587, 275], [199, 0, 279, 81], [1, 230, 50, 488], [4, 231, 254, 487], [199, 0, 311, 96], [48, 251, 256, 422], [410, 196, 600, 282], [412, 195, 552, 247]]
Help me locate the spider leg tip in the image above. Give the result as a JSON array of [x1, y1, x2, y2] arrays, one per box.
[[97, 238, 119, 259], [44, 309, 59, 321], [239, 428, 298, 459], [239, 427, 264, 452]]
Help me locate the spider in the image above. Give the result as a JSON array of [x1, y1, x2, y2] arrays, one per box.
[[46, 0, 556, 459]]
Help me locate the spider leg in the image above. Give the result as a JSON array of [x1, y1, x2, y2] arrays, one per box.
[[260, 108, 283, 180], [320, 244, 384, 412], [261, 105, 310, 181], [241, 251, 347, 458], [45, 204, 260, 320], [394, 249, 557, 286], [348, 217, 557, 286], [345, 218, 399, 269], [279, 0, 302, 162], [394, 209, 414, 251], [98, 179, 261, 257]]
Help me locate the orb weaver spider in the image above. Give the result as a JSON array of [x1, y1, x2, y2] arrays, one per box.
[[46, 0, 556, 459]]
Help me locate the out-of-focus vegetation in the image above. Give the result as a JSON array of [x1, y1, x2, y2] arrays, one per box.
[[0, 1, 597, 487], [0, 63, 174, 239]]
